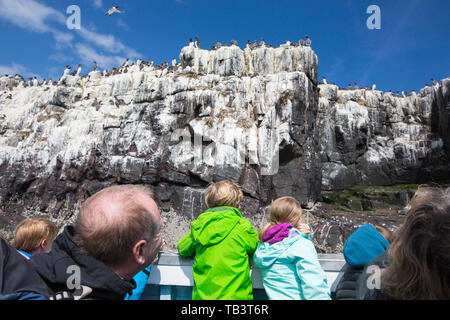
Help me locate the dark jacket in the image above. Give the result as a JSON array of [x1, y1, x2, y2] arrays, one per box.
[[30, 226, 136, 300], [0, 237, 49, 300], [358, 250, 392, 300], [335, 224, 390, 300], [334, 265, 363, 300]]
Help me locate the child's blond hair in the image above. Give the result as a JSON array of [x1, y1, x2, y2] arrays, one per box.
[[259, 196, 303, 241], [204, 180, 243, 209], [12, 218, 58, 253]]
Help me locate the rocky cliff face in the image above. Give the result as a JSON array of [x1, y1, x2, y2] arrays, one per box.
[[0, 43, 449, 252], [318, 80, 450, 191]]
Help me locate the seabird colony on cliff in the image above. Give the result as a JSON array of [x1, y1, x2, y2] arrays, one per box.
[[319, 78, 429, 97], [3, 35, 317, 88], [208, 34, 313, 50], [0, 34, 441, 97]]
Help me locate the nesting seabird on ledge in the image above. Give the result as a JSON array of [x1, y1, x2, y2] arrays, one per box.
[[70, 64, 80, 76], [63, 65, 71, 75], [75, 64, 82, 76], [121, 58, 129, 68], [195, 36, 201, 49], [58, 65, 71, 84], [305, 35, 311, 46]]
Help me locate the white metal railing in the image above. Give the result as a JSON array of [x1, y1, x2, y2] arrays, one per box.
[[144, 251, 346, 299]]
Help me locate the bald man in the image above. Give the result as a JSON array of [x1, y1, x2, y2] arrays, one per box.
[[30, 185, 163, 300]]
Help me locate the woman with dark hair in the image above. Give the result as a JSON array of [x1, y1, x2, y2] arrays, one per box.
[[362, 187, 450, 299]]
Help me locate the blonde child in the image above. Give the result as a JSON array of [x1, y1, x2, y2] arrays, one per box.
[[12, 218, 58, 259], [177, 180, 258, 300], [254, 196, 330, 300]]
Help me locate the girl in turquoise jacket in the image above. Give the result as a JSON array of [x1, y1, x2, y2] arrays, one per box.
[[253, 196, 330, 300]]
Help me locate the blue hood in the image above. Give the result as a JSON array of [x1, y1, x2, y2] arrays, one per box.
[[343, 224, 390, 268]]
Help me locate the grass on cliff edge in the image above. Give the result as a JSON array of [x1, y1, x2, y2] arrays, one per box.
[[321, 184, 420, 212]]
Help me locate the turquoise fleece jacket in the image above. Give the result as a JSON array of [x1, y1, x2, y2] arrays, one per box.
[[253, 228, 331, 300]]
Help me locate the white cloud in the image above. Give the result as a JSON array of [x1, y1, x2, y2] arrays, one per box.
[[0, 62, 39, 79], [49, 52, 73, 63], [93, 0, 103, 9], [52, 30, 75, 47], [116, 19, 130, 31], [0, 0, 65, 33], [75, 43, 125, 70], [77, 27, 141, 59], [0, 0, 141, 76], [0, 0, 72, 46]]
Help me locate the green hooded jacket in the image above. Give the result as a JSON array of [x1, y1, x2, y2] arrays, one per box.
[[177, 206, 258, 300]]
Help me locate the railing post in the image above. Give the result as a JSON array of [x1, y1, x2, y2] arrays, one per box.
[[160, 285, 172, 300]]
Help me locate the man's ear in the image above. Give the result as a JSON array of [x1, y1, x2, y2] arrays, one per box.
[[40, 238, 47, 249], [133, 240, 147, 265]]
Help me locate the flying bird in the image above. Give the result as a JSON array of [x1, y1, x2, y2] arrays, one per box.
[[106, 6, 124, 16]]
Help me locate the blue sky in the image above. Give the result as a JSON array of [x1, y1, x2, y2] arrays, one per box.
[[0, 0, 448, 92]]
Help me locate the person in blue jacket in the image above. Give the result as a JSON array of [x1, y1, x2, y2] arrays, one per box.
[[125, 239, 164, 300], [124, 265, 152, 300], [253, 196, 330, 300], [334, 223, 391, 300], [343, 224, 391, 269]]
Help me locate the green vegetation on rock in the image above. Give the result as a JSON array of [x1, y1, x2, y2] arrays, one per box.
[[321, 184, 419, 212]]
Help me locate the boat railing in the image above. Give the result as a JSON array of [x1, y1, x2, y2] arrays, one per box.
[[141, 251, 346, 300]]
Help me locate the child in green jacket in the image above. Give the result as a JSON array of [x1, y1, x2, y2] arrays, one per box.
[[177, 180, 258, 300]]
